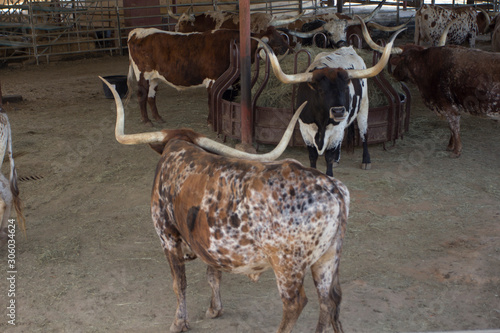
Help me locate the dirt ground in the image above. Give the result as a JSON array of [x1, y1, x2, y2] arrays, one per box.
[[0, 41, 499, 333]]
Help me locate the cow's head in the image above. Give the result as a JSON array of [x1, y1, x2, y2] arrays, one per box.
[[256, 24, 403, 87], [100, 76, 307, 161]]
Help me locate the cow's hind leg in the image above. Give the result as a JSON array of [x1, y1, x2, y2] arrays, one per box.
[[325, 147, 340, 177], [147, 80, 165, 124], [158, 233, 190, 332], [311, 246, 344, 333], [206, 266, 224, 319], [137, 77, 153, 126], [271, 257, 308, 333]]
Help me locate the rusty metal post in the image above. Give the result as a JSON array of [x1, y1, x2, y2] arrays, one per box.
[[239, 0, 253, 146]]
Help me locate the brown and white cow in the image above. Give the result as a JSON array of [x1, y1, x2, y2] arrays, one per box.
[[360, 18, 500, 157], [126, 28, 290, 126], [102, 76, 350, 333], [170, 9, 303, 34], [0, 109, 26, 246], [281, 0, 398, 48], [414, 4, 490, 48], [255, 28, 403, 176]]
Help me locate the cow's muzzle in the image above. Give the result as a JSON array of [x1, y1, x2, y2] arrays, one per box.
[[330, 107, 348, 122]]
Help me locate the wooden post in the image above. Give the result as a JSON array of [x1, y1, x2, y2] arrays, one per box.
[[239, 0, 253, 147]]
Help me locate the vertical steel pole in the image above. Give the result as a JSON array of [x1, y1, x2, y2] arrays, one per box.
[[239, 0, 253, 146]]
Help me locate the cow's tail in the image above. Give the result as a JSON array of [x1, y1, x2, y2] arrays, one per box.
[[5, 116, 26, 238], [345, 121, 356, 154]]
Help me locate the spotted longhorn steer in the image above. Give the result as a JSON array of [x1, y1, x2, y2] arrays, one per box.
[[414, 4, 490, 47], [126, 27, 290, 126], [256, 28, 402, 176], [169, 9, 303, 34], [102, 76, 350, 333], [361, 18, 500, 157], [0, 109, 26, 246]]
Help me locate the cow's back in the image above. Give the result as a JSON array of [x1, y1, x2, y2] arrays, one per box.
[[127, 29, 239, 89], [415, 5, 478, 46], [151, 139, 349, 274], [398, 46, 500, 114]]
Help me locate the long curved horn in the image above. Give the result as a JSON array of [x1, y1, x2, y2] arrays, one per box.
[[437, 18, 460, 46], [269, 11, 304, 27], [254, 38, 313, 84], [100, 76, 307, 161], [346, 0, 387, 26], [357, 15, 403, 54], [195, 101, 307, 161], [367, 16, 411, 32], [286, 26, 326, 38], [478, 7, 491, 33], [100, 77, 167, 145], [346, 27, 405, 79], [362, 0, 386, 22], [167, 7, 181, 19]]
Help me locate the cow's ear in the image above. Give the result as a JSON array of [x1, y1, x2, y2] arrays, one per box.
[[149, 143, 166, 154]]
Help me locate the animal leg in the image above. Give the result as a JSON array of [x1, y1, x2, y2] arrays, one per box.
[[147, 81, 165, 123], [160, 236, 190, 333], [325, 147, 340, 177], [445, 113, 462, 158], [205, 266, 224, 319], [307, 145, 319, 169], [361, 139, 371, 170], [311, 246, 344, 333], [0, 197, 7, 247], [137, 77, 153, 126], [271, 257, 308, 333]]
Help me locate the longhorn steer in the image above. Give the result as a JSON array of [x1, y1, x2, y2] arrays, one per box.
[[126, 27, 290, 126], [281, 0, 399, 48], [414, 4, 490, 47], [256, 28, 402, 176], [0, 109, 26, 246], [361, 18, 500, 157], [170, 10, 302, 34], [102, 76, 351, 333]]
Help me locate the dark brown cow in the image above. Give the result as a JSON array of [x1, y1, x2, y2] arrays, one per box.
[[127, 28, 290, 126], [102, 76, 351, 333], [360, 18, 500, 157]]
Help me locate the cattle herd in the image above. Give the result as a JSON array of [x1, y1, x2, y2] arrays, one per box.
[[2, 2, 500, 333]]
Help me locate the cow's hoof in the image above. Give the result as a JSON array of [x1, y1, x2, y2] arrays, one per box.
[[206, 307, 224, 319], [142, 120, 154, 127], [170, 320, 189, 332], [155, 117, 166, 123], [449, 152, 461, 158], [361, 163, 371, 170]]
